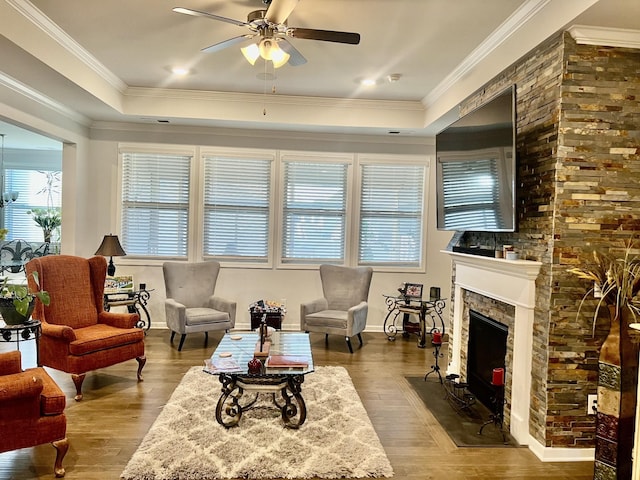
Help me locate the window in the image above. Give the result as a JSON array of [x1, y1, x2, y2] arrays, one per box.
[[358, 162, 425, 266], [203, 152, 273, 262], [116, 145, 427, 270], [120, 150, 191, 257], [3, 169, 62, 243], [281, 157, 349, 264]]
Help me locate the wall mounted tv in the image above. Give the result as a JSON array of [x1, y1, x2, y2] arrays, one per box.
[[436, 86, 516, 232]]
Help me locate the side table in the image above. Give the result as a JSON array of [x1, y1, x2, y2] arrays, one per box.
[[0, 319, 41, 365], [104, 289, 153, 331], [249, 300, 285, 330], [382, 295, 446, 348]]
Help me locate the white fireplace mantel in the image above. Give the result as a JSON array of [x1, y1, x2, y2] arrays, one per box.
[[444, 251, 543, 450], [444, 250, 595, 461]]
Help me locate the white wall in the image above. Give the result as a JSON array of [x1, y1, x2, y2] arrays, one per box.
[[84, 124, 454, 331], [0, 95, 454, 332]]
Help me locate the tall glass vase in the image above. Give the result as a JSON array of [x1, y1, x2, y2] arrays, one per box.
[[594, 305, 639, 480]]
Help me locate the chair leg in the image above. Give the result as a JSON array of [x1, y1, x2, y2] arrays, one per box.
[[136, 355, 146, 381], [325, 334, 329, 345], [71, 373, 85, 401], [170, 331, 175, 343], [345, 336, 354, 354], [52, 437, 69, 478], [178, 334, 187, 351], [357, 332, 363, 346], [204, 331, 209, 346]]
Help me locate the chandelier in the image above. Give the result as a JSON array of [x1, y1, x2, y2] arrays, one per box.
[[0, 134, 19, 208]]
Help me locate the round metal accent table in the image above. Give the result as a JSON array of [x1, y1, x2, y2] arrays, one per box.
[[0, 319, 42, 365]]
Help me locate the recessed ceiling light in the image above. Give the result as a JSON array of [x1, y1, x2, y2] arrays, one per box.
[[360, 78, 376, 87], [171, 67, 190, 76]]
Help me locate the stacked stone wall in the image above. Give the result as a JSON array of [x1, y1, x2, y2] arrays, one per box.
[[450, 32, 640, 448]]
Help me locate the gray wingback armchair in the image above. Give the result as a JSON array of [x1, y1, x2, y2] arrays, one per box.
[[300, 264, 373, 353], [163, 261, 236, 351]]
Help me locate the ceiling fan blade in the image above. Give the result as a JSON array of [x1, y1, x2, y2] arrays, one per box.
[[201, 34, 255, 54], [265, 0, 299, 24], [288, 28, 360, 45], [173, 7, 247, 27], [278, 39, 307, 66]]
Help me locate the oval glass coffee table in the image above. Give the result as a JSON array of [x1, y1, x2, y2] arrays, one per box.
[[205, 331, 314, 429]]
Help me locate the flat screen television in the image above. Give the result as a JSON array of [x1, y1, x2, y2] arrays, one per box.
[[436, 86, 516, 232]]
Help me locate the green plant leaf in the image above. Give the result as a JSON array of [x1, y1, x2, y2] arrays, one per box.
[[13, 298, 29, 317], [36, 291, 51, 306]]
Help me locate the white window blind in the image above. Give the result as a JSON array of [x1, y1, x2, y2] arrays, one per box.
[[121, 152, 191, 257], [203, 155, 271, 261], [359, 164, 424, 266], [282, 161, 347, 264], [3, 170, 62, 242], [440, 158, 500, 230]]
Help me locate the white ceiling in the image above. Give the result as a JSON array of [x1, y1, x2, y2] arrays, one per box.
[[0, 0, 639, 148]]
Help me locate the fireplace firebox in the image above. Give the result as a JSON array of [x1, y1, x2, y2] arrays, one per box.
[[467, 310, 508, 410]]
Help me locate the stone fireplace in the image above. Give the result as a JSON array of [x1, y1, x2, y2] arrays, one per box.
[[445, 251, 543, 453], [466, 310, 509, 413]]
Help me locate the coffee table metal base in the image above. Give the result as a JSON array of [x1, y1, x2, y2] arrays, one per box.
[[215, 373, 307, 428]]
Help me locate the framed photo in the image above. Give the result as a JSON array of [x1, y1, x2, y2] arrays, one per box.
[[404, 283, 423, 300], [105, 275, 134, 293]]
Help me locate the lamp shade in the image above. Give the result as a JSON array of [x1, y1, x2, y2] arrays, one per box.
[[95, 235, 126, 257]]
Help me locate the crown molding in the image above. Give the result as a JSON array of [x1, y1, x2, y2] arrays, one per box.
[[0, 71, 91, 126], [422, 0, 554, 108], [124, 87, 426, 113], [91, 120, 430, 143], [568, 25, 640, 49], [7, 0, 127, 93]]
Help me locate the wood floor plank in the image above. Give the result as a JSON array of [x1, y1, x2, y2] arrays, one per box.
[[0, 330, 594, 479]]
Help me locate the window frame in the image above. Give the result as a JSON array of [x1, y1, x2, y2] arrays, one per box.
[[353, 154, 428, 273], [117, 144, 196, 261], [115, 144, 428, 272], [276, 151, 354, 269], [200, 147, 276, 268]]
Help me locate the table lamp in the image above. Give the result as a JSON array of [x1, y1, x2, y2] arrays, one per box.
[[95, 234, 126, 276]]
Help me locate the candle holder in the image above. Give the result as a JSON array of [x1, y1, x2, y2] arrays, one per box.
[[477, 380, 508, 444], [424, 328, 444, 383]]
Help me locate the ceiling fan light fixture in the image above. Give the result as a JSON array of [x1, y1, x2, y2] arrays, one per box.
[[259, 38, 290, 68], [241, 43, 260, 65], [243, 38, 290, 68], [270, 47, 290, 68]]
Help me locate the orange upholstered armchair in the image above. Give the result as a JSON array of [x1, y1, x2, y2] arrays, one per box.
[[26, 255, 146, 401], [0, 350, 69, 477]]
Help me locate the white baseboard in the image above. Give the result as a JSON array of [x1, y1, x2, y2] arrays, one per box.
[[527, 435, 595, 462]]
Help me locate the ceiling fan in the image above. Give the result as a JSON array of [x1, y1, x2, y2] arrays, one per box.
[[173, 0, 361, 68]]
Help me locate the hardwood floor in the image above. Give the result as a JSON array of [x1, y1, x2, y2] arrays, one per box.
[[0, 330, 594, 480]]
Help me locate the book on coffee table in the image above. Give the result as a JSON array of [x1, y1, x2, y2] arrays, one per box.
[[265, 355, 309, 368]]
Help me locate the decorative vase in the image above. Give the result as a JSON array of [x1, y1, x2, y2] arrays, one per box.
[[247, 357, 262, 375], [594, 305, 639, 480], [0, 297, 35, 325]]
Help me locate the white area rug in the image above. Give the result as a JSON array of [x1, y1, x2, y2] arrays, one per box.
[[121, 365, 393, 479]]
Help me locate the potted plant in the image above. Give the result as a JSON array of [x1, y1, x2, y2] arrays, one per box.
[[568, 240, 640, 480], [26, 208, 61, 243], [568, 243, 640, 335], [0, 271, 50, 325]]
